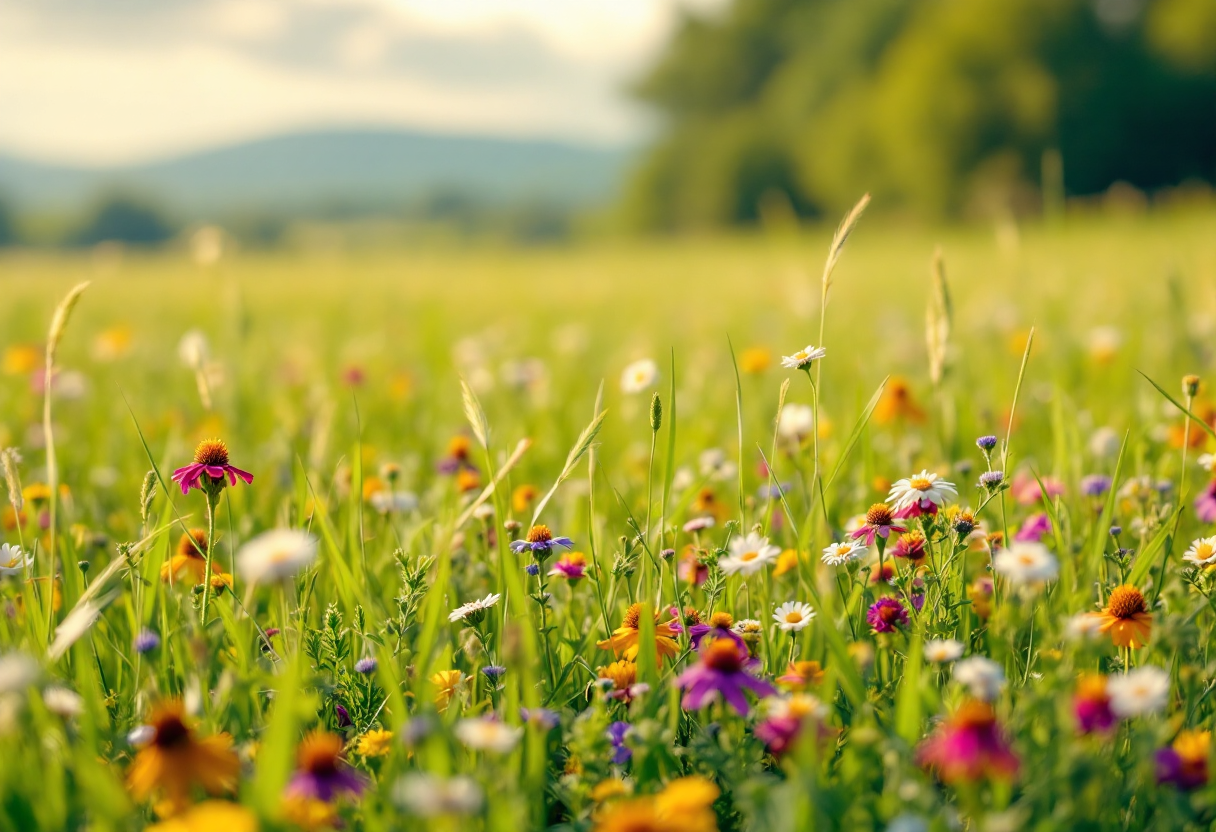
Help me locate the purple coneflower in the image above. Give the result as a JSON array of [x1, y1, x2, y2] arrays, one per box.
[[851, 504, 906, 547], [285, 731, 366, 802], [866, 597, 909, 633], [1073, 675, 1116, 734], [1156, 730, 1211, 790], [1014, 513, 1051, 543], [917, 700, 1018, 784], [687, 611, 746, 651], [674, 638, 776, 716], [510, 525, 573, 555], [171, 439, 253, 496]]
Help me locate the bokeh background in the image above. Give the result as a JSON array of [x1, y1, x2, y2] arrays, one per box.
[[1, 0, 1214, 247]]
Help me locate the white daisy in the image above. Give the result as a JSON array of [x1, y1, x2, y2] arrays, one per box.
[[448, 593, 502, 624], [821, 540, 867, 566], [1199, 453, 1216, 473], [887, 470, 958, 512], [394, 773, 484, 817], [952, 656, 1005, 701], [237, 529, 318, 585], [454, 717, 523, 753], [370, 490, 419, 514], [1107, 666, 1170, 717], [732, 619, 763, 637], [42, 686, 83, 718], [620, 359, 658, 394], [924, 638, 964, 663], [772, 601, 816, 632], [0, 543, 31, 576], [777, 404, 815, 441], [992, 542, 1059, 586], [1184, 536, 1216, 567], [719, 532, 781, 576], [780, 345, 827, 370]]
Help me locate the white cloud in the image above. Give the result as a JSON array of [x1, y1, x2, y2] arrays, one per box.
[[0, 0, 727, 166]]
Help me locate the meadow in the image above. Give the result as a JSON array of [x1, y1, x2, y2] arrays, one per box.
[[3, 203, 1216, 831]]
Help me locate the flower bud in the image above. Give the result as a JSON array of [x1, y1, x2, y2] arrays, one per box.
[[1184, 374, 1201, 398]]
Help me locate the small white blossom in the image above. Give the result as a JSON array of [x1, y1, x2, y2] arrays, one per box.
[[952, 656, 1005, 701], [1107, 666, 1170, 717], [454, 718, 522, 753], [720, 532, 781, 576], [448, 593, 502, 624], [780, 345, 826, 370], [772, 601, 816, 632], [237, 529, 318, 585], [992, 541, 1059, 586], [821, 540, 867, 566], [0, 544, 32, 576], [924, 638, 964, 663], [620, 359, 658, 394]]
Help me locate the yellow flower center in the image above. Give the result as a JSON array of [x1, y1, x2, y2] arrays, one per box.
[[784, 611, 803, 623], [794, 351, 808, 360], [193, 438, 230, 467], [909, 475, 933, 491], [1197, 543, 1214, 560], [740, 551, 759, 562]]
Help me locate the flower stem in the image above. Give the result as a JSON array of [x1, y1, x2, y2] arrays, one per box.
[[199, 489, 219, 626]]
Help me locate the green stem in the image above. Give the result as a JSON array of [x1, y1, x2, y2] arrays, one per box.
[[199, 489, 219, 626]]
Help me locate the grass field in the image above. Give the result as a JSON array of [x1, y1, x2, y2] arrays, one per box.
[[3, 205, 1216, 831]]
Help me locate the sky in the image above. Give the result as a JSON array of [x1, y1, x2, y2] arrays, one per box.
[[0, 0, 724, 167]]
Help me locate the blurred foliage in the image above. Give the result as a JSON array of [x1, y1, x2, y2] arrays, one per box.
[[624, 0, 1216, 228], [69, 193, 177, 247]]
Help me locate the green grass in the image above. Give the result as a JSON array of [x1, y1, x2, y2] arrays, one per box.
[[2, 207, 1216, 831]]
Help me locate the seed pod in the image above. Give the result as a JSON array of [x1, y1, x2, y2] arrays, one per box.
[[649, 392, 662, 432]]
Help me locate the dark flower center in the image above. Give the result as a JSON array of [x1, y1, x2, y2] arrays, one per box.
[[1107, 585, 1147, 619], [702, 639, 745, 672], [153, 714, 192, 749], [866, 503, 894, 526]]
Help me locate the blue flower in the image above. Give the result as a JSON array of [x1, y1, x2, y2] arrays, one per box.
[[510, 524, 574, 554]]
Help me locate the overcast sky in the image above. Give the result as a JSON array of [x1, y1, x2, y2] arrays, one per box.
[[0, 0, 723, 166]]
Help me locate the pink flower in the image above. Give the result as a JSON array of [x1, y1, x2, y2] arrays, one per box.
[[866, 597, 909, 633], [1014, 513, 1051, 543], [1196, 480, 1216, 523], [1010, 472, 1064, 506], [851, 504, 906, 547], [674, 638, 775, 716], [171, 439, 254, 496], [918, 701, 1019, 783], [547, 552, 587, 580]]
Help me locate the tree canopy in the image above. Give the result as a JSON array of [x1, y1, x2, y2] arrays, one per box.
[[623, 0, 1216, 228]]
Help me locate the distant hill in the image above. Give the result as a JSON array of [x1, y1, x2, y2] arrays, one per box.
[[0, 129, 635, 218]]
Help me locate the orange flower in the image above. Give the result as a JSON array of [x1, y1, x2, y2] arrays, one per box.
[[1091, 585, 1152, 648], [146, 801, 256, 832], [127, 701, 240, 817], [773, 549, 800, 577], [456, 469, 481, 493], [739, 347, 772, 374], [512, 484, 539, 514], [777, 660, 825, 689], [597, 660, 639, 701], [161, 529, 230, 587], [873, 376, 925, 425], [596, 603, 680, 662], [593, 776, 719, 832]]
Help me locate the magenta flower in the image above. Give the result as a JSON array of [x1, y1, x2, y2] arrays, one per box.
[[1010, 471, 1064, 506], [1156, 731, 1210, 790], [917, 701, 1019, 784], [285, 731, 366, 802], [171, 439, 253, 496], [1196, 480, 1216, 523], [1073, 676, 1116, 735], [675, 638, 775, 716], [1014, 513, 1051, 543], [866, 597, 909, 633], [851, 504, 907, 546], [547, 552, 587, 580], [685, 612, 747, 651]]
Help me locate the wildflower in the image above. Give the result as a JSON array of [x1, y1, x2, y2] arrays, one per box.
[[455, 717, 523, 753], [1196, 479, 1216, 523], [355, 729, 394, 758], [1107, 666, 1170, 717], [448, 593, 501, 625], [171, 439, 253, 496], [286, 731, 366, 802], [975, 435, 998, 452], [1013, 513, 1051, 543], [1073, 675, 1117, 734], [772, 601, 815, 632], [739, 347, 772, 374], [161, 529, 230, 587], [979, 470, 1005, 489], [821, 539, 867, 566], [393, 773, 483, 817], [134, 629, 161, 654], [675, 638, 776, 715], [1183, 535, 1216, 567], [126, 700, 240, 816], [917, 700, 1018, 784], [597, 603, 680, 662], [732, 619, 764, 653], [1156, 730, 1210, 790], [510, 524, 574, 555], [952, 509, 976, 537], [430, 670, 465, 711], [874, 376, 926, 424], [607, 721, 632, 764], [1064, 612, 1105, 641], [370, 490, 418, 514], [593, 776, 719, 832], [281, 795, 339, 830], [687, 611, 744, 651], [0, 543, 31, 576], [780, 344, 826, 370], [992, 541, 1059, 587], [620, 359, 658, 393], [146, 801, 257, 832], [952, 656, 1005, 701], [521, 708, 560, 730], [1080, 474, 1112, 497], [719, 531, 781, 575], [1010, 471, 1064, 506], [354, 657, 377, 674], [888, 470, 957, 518], [777, 403, 815, 442], [481, 665, 506, 681], [0, 653, 38, 694], [42, 686, 84, 718], [437, 435, 477, 475], [682, 516, 714, 533], [456, 469, 481, 492], [866, 597, 909, 633], [679, 549, 709, 585], [549, 551, 588, 580], [888, 532, 925, 564], [1090, 585, 1152, 648], [773, 548, 799, 576], [598, 660, 640, 702], [698, 448, 737, 481], [777, 660, 825, 688], [237, 529, 318, 585], [924, 639, 964, 663], [852, 504, 906, 546], [511, 484, 538, 514]]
